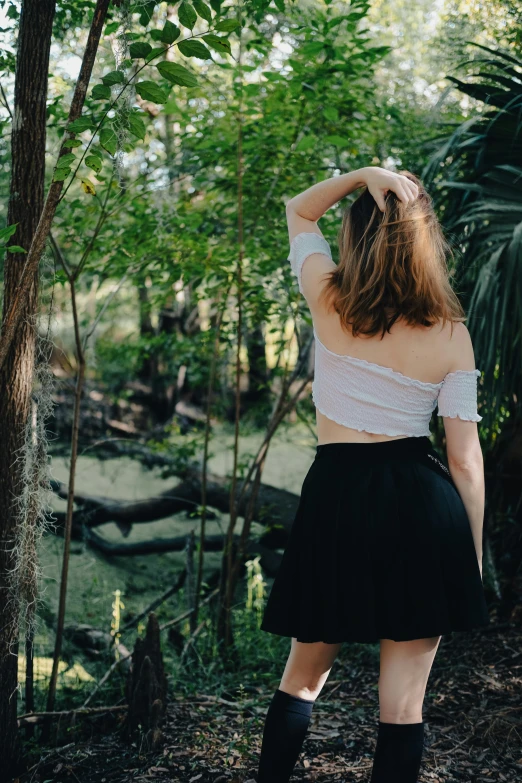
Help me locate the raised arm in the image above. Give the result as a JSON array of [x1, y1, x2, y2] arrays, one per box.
[[285, 167, 420, 303], [286, 166, 419, 231]]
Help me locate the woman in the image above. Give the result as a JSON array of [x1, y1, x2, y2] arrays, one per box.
[[257, 167, 490, 783]]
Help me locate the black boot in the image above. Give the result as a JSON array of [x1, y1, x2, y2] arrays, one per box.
[[370, 720, 425, 783], [257, 688, 315, 783]]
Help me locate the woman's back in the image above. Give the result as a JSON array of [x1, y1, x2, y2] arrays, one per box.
[[290, 227, 482, 445], [313, 308, 455, 387], [312, 308, 468, 444]]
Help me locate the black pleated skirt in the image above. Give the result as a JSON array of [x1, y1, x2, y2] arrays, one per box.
[[260, 435, 490, 644]]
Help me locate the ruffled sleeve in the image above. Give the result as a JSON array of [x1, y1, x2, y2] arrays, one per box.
[[288, 232, 333, 294], [437, 369, 483, 422]]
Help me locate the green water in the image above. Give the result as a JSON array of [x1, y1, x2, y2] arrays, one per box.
[[27, 422, 316, 700]]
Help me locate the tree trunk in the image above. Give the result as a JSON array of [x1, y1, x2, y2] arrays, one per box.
[[0, 0, 55, 774], [245, 321, 270, 409], [137, 283, 157, 383], [124, 613, 167, 749]]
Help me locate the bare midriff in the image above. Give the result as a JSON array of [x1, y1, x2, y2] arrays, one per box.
[[316, 409, 411, 445]]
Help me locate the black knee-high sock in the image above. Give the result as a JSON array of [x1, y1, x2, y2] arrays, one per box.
[[370, 721, 425, 783], [257, 688, 315, 783]]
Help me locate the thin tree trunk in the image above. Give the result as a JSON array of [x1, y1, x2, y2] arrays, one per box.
[[0, 0, 111, 374], [194, 292, 228, 628], [137, 283, 157, 382], [217, 9, 244, 656], [46, 276, 86, 715], [0, 1, 55, 774], [245, 321, 269, 407]]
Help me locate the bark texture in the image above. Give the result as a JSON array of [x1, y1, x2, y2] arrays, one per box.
[[0, 0, 55, 774]]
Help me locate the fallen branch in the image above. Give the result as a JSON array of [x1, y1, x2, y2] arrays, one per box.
[[159, 587, 220, 632], [82, 653, 133, 709], [119, 568, 187, 635], [17, 703, 127, 727]]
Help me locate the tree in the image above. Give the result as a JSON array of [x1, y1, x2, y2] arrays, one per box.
[[0, 2, 56, 773]]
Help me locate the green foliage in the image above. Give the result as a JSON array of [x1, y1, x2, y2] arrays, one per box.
[[135, 80, 168, 103], [193, 0, 213, 23], [424, 45, 522, 431], [99, 127, 118, 155], [159, 19, 180, 44], [202, 33, 231, 54], [129, 41, 153, 59], [177, 39, 212, 59], [156, 61, 198, 87], [178, 2, 198, 30]]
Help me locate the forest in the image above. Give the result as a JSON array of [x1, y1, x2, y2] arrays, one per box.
[[0, 0, 521, 781]]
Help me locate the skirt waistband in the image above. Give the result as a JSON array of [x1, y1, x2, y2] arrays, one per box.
[[316, 435, 433, 461]]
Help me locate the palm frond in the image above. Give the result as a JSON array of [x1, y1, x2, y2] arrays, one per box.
[[424, 50, 522, 431]]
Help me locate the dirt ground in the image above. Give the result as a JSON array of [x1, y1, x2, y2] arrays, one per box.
[[17, 622, 522, 783]]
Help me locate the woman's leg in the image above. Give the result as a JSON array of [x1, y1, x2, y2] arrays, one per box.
[[257, 638, 342, 783], [370, 636, 441, 782]]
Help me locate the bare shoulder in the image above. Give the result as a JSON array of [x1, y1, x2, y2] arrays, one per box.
[[439, 320, 478, 373]]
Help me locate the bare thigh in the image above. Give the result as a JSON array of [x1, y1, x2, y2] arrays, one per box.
[[378, 636, 442, 723], [278, 638, 342, 701]]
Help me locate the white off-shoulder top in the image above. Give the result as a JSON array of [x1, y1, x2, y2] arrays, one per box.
[[288, 232, 482, 437]]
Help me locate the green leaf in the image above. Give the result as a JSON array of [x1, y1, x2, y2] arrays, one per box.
[[129, 41, 153, 59], [57, 153, 76, 167], [146, 46, 168, 62], [91, 83, 111, 100], [100, 127, 118, 155], [178, 1, 197, 29], [215, 18, 239, 32], [137, 1, 156, 26], [85, 155, 103, 173], [193, 0, 212, 22], [274, 0, 285, 10], [160, 20, 180, 43], [102, 70, 125, 86], [325, 134, 349, 147], [301, 41, 324, 56], [63, 138, 82, 148], [177, 40, 211, 59], [105, 21, 120, 35], [0, 224, 18, 242], [52, 167, 71, 182], [135, 81, 168, 103], [128, 112, 147, 140], [209, 0, 222, 10], [156, 61, 198, 87], [295, 135, 316, 152], [323, 107, 338, 122], [68, 116, 93, 133], [202, 33, 231, 54], [6, 245, 27, 253]]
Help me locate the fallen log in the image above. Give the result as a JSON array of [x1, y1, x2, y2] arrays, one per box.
[[85, 529, 284, 576], [50, 467, 300, 547]]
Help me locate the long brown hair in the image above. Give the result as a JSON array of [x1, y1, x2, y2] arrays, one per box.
[[319, 170, 466, 338]]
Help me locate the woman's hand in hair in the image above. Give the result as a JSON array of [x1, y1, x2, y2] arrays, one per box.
[[362, 167, 419, 212]]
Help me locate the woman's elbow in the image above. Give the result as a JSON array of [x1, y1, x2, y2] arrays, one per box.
[[285, 197, 297, 215]]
